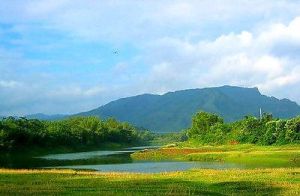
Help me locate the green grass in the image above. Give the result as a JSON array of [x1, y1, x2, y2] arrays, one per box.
[[1, 144, 299, 195], [0, 168, 299, 195], [131, 144, 300, 168]]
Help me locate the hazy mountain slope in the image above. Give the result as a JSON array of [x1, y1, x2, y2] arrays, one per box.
[[77, 86, 300, 132], [25, 113, 67, 121]]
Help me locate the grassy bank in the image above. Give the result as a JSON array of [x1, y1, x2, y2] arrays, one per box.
[[131, 144, 300, 168], [0, 168, 299, 195]]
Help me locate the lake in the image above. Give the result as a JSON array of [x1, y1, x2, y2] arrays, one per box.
[[0, 146, 242, 173], [1, 146, 297, 173]]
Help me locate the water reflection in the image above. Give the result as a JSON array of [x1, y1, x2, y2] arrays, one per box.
[[35, 146, 243, 173], [52, 161, 242, 173], [37, 150, 130, 160], [1, 146, 298, 173]]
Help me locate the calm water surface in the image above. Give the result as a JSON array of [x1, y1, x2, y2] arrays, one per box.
[[1, 146, 297, 173], [39, 146, 242, 173], [52, 161, 241, 173], [0, 146, 241, 173]]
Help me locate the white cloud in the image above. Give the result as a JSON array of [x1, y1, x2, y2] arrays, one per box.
[[2, 0, 300, 42], [48, 85, 105, 98], [137, 16, 300, 100], [258, 17, 300, 45], [1, 1, 300, 116], [0, 80, 22, 88]]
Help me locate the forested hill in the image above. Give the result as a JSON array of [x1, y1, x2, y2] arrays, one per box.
[[76, 85, 300, 132]]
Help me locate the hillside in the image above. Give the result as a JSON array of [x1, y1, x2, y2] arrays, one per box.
[[25, 113, 67, 121], [76, 85, 300, 132]]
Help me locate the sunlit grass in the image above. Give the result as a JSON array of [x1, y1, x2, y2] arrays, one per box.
[[131, 144, 300, 168], [0, 168, 299, 195], [1, 144, 299, 195]]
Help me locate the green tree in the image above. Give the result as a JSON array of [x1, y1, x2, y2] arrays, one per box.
[[284, 117, 300, 143], [187, 111, 223, 138]]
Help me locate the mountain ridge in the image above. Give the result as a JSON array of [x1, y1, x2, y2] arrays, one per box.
[[6, 85, 300, 132], [76, 85, 300, 132], [26, 113, 68, 120]]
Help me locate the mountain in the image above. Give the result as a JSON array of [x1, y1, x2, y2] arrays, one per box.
[[76, 85, 300, 132], [25, 113, 67, 121]]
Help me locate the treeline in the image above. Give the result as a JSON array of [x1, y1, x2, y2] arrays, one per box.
[[187, 111, 300, 145], [150, 132, 188, 145], [0, 116, 153, 151]]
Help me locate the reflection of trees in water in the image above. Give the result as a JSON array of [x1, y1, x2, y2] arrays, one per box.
[[0, 152, 133, 169]]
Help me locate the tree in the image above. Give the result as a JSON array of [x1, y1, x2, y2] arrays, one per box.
[[187, 111, 223, 138], [284, 117, 300, 143]]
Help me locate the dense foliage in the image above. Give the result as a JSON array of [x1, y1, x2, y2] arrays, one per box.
[[0, 116, 153, 151], [150, 132, 188, 145], [187, 111, 300, 145]]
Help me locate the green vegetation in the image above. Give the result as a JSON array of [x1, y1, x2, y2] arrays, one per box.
[[131, 144, 300, 167], [0, 111, 299, 195], [187, 111, 300, 145], [0, 168, 298, 195], [128, 112, 300, 194], [0, 116, 153, 152], [132, 111, 300, 163], [149, 132, 188, 145]]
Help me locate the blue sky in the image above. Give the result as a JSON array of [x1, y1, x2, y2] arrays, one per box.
[[1, 0, 300, 116]]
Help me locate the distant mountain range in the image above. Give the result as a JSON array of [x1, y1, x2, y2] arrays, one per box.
[[25, 113, 68, 121], [1, 113, 67, 120], [4, 86, 300, 133], [76, 85, 300, 132]]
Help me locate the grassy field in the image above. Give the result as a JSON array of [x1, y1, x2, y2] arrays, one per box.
[[131, 144, 300, 168], [0, 168, 299, 195], [1, 144, 299, 195]]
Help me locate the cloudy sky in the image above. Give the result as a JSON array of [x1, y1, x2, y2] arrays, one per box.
[[1, 0, 300, 116]]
